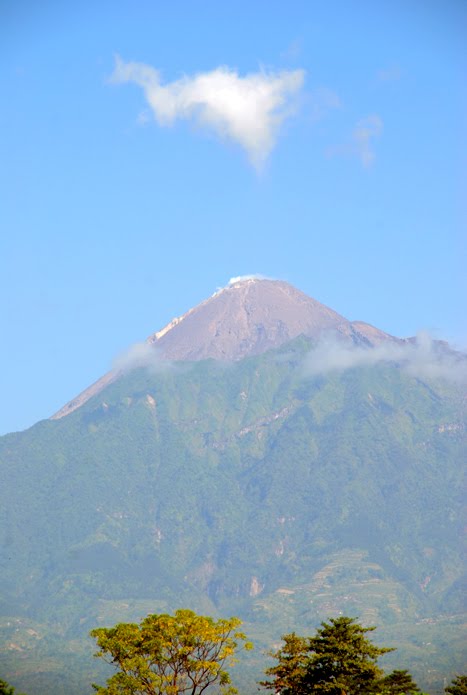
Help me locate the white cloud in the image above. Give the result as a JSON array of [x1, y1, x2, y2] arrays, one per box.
[[227, 274, 269, 285], [303, 332, 467, 383], [111, 56, 305, 168]]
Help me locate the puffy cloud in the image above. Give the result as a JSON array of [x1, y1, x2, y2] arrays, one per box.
[[304, 332, 467, 383], [111, 57, 305, 168]]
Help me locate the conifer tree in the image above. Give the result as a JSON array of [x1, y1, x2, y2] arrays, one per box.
[[259, 632, 309, 695], [303, 617, 392, 695], [445, 676, 467, 695], [380, 669, 420, 695], [262, 616, 395, 695]]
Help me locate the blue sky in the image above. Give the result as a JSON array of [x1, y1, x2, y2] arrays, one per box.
[[1, 0, 465, 434]]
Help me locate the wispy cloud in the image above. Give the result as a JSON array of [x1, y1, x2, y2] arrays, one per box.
[[227, 274, 270, 285], [328, 113, 383, 167], [304, 332, 467, 383], [377, 66, 402, 83], [113, 342, 171, 374], [280, 38, 303, 62], [308, 87, 341, 122], [352, 114, 383, 166], [111, 56, 305, 169]]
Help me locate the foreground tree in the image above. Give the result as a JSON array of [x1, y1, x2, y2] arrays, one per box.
[[262, 616, 411, 695], [445, 676, 467, 695], [379, 669, 420, 695], [90, 608, 252, 695], [259, 632, 309, 695], [302, 617, 392, 695], [0, 679, 26, 695]]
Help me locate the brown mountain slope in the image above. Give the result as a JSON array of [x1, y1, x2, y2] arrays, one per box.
[[51, 277, 399, 419]]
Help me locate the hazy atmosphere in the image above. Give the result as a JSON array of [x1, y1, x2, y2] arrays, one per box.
[[1, 1, 465, 432]]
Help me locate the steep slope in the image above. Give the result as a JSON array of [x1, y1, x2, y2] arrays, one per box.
[[146, 277, 397, 359], [0, 334, 465, 695], [52, 278, 400, 419]]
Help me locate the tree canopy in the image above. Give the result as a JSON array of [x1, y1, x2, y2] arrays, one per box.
[[259, 632, 309, 695], [0, 679, 26, 695], [90, 608, 252, 695], [445, 676, 467, 695], [380, 670, 420, 695], [261, 616, 420, 695]]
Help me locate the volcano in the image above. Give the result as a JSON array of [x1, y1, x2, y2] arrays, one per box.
[[0, 278, 465, 695], [52, 278, 400, 419]]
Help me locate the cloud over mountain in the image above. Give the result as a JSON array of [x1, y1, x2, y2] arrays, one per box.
[[304, 332, 467, 382], [113, 342, 171, 374], [111, 57, 305, 168]]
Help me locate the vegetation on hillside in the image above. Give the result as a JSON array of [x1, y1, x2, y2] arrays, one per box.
[[0, 338, 465, 693]]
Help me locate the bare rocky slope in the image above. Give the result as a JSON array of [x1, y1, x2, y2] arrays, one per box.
[[52, 278, 400, 419]]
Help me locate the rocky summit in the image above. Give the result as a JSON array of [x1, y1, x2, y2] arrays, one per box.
[[52, 278, 399, 419], [147, 277, 399, 360]]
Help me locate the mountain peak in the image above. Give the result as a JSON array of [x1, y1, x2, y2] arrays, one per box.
[[147, 278, 348, 362], [51, 278, 398, 419]]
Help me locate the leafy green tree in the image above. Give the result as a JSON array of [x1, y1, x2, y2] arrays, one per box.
[[0, 681, 15, 695], [445, 676, 467, 695], [0, 679, 26, 695], [90, 608, 252, 695], [259, 632, 309, 695], [379, 670, 420, 695], [262, 616, 394, 695]]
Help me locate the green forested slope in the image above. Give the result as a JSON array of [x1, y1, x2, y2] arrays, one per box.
[[0, 338, 465, 694]]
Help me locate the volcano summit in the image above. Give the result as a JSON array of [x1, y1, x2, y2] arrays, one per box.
[[52, 278, 401, 419], [146, 277, 399, 360]]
